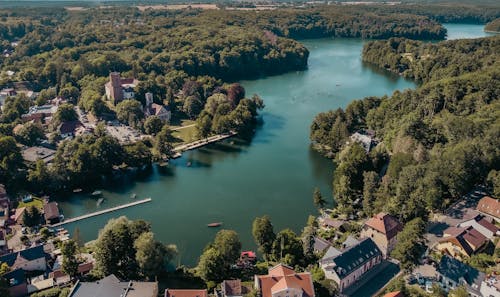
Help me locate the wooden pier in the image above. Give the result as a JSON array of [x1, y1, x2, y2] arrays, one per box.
[[50, 198, 152, 227], [172, 132, 237, 158]]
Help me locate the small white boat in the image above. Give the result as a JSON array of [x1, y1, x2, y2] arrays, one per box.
[[97, 198, 104, 206], [91, 191, 102, 196], [131, 193, 137, 199]]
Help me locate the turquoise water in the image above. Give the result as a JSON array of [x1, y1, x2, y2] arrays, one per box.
[[58, 24, 486, 266]]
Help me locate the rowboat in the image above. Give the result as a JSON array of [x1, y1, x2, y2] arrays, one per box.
[[91, 191, 102, 196], [97, 198, 104, 206], [131, 193, 137, 199], [73, 188, 83, 193], [207, 222, 222, 227]]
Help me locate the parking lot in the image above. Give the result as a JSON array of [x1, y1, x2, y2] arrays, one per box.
[[106, 124, 144, 144]]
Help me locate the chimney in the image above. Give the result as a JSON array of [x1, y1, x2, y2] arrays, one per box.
[[110, 72, 123, 104]]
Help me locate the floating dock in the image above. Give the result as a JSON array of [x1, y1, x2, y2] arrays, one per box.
[[50, 198, 152, 227]]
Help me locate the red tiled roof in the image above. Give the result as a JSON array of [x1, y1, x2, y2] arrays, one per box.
[[384, 291, 403, 297], [165, 289, 208, 297], [364, 213, 403, 240], [477, 196, 500, 219], [241, 251, 256, 258], [256, 264, 314, 297], [477, 217, 499, 234]]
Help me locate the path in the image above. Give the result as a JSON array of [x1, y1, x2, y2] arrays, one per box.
[[171, 124, 196, 131], [173, 132, 237, 153], [50, 198, 152, 227]]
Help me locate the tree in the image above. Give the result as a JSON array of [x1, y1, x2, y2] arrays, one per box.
[[14, 122, 45, 146], [391, 217, 426, 272], [73, 227, 83, 248], [93, 217, 143, 279], [23, 206, 41, 227], [116, 99, 144, 127], [183, 95, 203, 119], [213, 229, 241, 266], [487, 170, 500, 198], [27, 160, 51, 191], [124, 141, 152, 168], [301, 215, 318, 258], [0, 276, 10, 297], [61, 240, 79, 279], [154, 125, 173, 158], [272, 229, 304, 266], [252, 216, 275, 260], [197, 247, 225, 283], [134, 232, 177, 280], [313, 187, 326, 209], [143, 116, 164, 135], [448, 286, 468, 297], [0, 262, 9, 275], [0, 136, 23, 184], [53, 103, 78, 125], [362, 171, 379, 217], [226, 83, 245, 106]]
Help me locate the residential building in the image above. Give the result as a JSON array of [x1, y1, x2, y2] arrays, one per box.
[[21, 146, 56, 164], [58, 120, 83, 139], [0, 88, 16, 109], [476, 196, 500, 222], [254, 263, 315, 297], [144, 92, 171, 123], [320, 238, 382, 293], [43, 202, 60, 225], [383, 292, 403, 297], [436, 226, 488, 259], [3, 268, 28, 297], [349, 130, 376, 152], [436, 255, 484, 297], [105, 72, 139, 105], [22, 104, 59, 123], [0, 245, 47, 272], [320, 218, 348, 232], [313, 237, 331, 253], [359, 212, 403, 257], [221, 279, 244, 297], [481, 275, 500, 297], [165, 289, 208, 297], [11, 207, 25, 225], [458, 214, 499, 240], [69, 274, 158, 297]]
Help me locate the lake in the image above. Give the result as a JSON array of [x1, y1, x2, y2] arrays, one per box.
[[57, 23, 490, 266]]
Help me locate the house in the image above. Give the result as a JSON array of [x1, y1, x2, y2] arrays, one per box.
[[43, 202, 60, 225], [320, 238, 382, 293], [321, 218, 348, 232], [254, 263, 315, 297], [476, 196, 500, 222], [144, 92, 171, 123], [11, 207, 26, 224], [21, 146, 56, 164], [436, 255, 484, 297], [22, 104, 59, 123], [0, 245, 47, 272], [0, 88, 16, 109], [313, 237, 331, 253], [50, 253, 94, 281], [3, 268, 28, 297], [69, 274, 158, 297], [58, 121, 83, 139], [481, 274, 500, 297], [349, 131, 376, 152], [458, 214, 499, 240], [165, 289, 208, 297], [436, 226, 488, 259], [221, 279, 245, 297], [359, 212, 403, 257], [105, 72, 139, 105]]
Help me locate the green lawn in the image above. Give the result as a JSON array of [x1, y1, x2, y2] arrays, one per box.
[[172, 124, 198, 144], [18, 196, 44, 210]]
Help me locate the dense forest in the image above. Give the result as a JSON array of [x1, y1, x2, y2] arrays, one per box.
[[310, 36, 499, 221]]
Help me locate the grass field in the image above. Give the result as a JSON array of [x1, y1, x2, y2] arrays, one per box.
[[18, 197, 44, 210]]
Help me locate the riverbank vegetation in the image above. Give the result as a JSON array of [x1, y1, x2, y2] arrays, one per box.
[[485, 18, 500, 32], [310, 36, 499, 221]]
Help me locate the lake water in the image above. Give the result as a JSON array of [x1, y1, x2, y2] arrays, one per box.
[[57, 23, 488, 266]]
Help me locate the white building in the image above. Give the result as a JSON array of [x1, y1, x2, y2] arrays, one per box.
[[0, 245, 47, 272]]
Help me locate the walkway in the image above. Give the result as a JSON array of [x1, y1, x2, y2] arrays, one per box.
[[171, 124, 196, 131], [173, 132, 237, 153], [50, 198, 152, 227]]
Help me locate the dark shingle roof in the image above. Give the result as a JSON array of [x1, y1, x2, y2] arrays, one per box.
[[3, 268, 25, 286], [0, 245, 46, 266], [437, 256, 485, 289], [70, 274, 158, 297], [330, 238, 381, 279]]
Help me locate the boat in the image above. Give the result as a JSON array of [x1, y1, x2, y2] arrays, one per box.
[[97, 198, 104, 206], [73, 188, 83, 193], [130, 193, 137, 199], [187, 161, 192, 167], [91, 191, 102, 196], [207, 222, 222, 227]]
